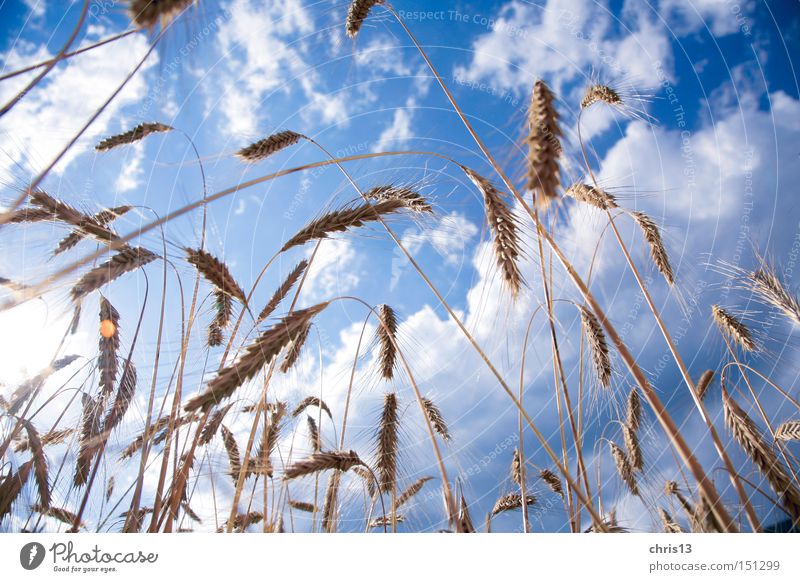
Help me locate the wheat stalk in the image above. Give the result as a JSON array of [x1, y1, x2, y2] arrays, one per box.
[[235, 130, 303, 162]]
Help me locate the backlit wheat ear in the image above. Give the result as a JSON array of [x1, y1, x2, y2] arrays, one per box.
[[98, 297, 120, 397], [292, 396, 333, 420], [711, 305, 756, 351], [623, 424, 643, 471], [462, 166, 523, 296], [186, 248, 246, 304], [235, 131, 304, 162], [775, 421, 800, 442], [665, 481, 696, 521], [208, 289, 232, 347], [369, 514, 406, 528], [14, 428, 73, 453], [75, 394, 102, 486], [364, 185, 433, 213], [103, 361, 136, 432], [397, 477, 432, 509], [8, 206, 53, 224], [280, 320, 312, 373], [106, 477, 115, 502], [120, 416, 170, 459], [539, 469, 564, 499], [55, 205, 132, 257], [220, 511, 264, 533], [376, 304, 398, 380], [181, 502, 201, 524], [581, 84, 623, 109], [696, 370, 715, 401], [631, 211, 674, 285], [30, 190, 119, 247], [376, 392, 399, 494], [283, 450, 365, 479], [353, 466, 377, 498], [626, 387, 642, 432], [254, 401, 287, 478], [580, 306, 612, 388], [609, 441, 639, 495], [0, 460, 33, 521], [220, 425, 242, 481], [511, 449, 522, 485], [289, 500, 316, 513], [198, 403, 233, 446], [95, 122, 172, 151], [281, 198, 407, 253], [185, 302, 329, 412], [257, 260, 308, 323], [491, 493, 536, 516], [566, 183, 618, 211], [421, 396, 451, 442], [747, 265, 800, 326], [722, 387, 800, 523], [70, 246, 158, 301], [658, 508, 684, 533], [307, 416, 320, 452], [345, 0, 382, 38], [322, 471, 341, 532], [527, 79, 562, 209], [20, 420, 49, 508], [129, 0, 194, 29], [32, 504, 84, 528]]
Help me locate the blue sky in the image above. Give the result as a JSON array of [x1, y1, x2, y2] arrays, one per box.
[[1, 0, 800, 533]]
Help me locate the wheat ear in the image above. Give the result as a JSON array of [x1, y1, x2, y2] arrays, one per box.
[[235, 130, 303, 162], [527, 80, 562, 208]]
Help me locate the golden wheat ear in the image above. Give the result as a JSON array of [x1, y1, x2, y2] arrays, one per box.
[[581, 84, 623, 109], [376, 392, 399, 494], [462, 166, 524, 296], [129, 0, 195, 29], [283, 450, 365, 479], [95, 122, 172, 152], [235, 131, 304, 162], [345, 0, 383, 38], [566, 183, 618, 210], [375, 304, 399, 380], [527, 79, 562, 209], [711, 305, 756, 351], [491, 493, 537, 516]]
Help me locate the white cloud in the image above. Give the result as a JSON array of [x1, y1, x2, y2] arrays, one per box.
[[303, 239, 360, 301], [373, 99, 415, 152], [22, 0, 45, 18], [113, 142, 145, 193], [0, 29, 156, 176]]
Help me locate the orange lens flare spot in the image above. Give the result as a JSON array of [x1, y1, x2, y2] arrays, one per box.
[[100, 320, 116, 338]]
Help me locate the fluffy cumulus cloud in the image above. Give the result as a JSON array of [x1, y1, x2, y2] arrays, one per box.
[[659, 0, 754, 37], [0, 28, 155, 177]]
